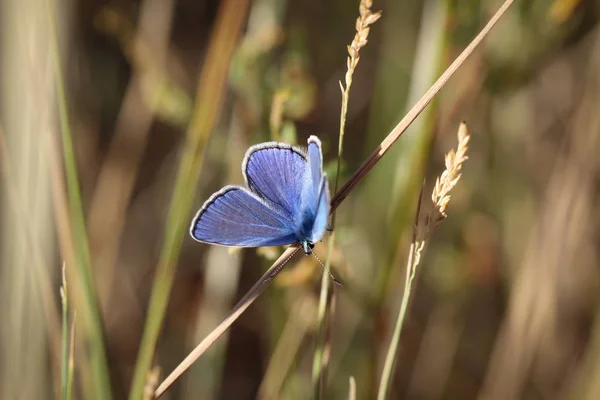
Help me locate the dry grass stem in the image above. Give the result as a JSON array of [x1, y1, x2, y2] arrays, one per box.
[[348, 376, 357, 400], [333, 0, 381, 221], [154, 245, 300, 398], [67, 312, 76, 400], [344, 0, 381, 91], [431, 122, 470, 225], [378, 122, 470, 400], [331, 0, 515, 213], [60, 263, 76, 400], [313, 1, 381, 397]]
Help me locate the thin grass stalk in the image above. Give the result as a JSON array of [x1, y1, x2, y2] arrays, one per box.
[[377, 123, 470, 400], [377, 184, 426, 400], [376, 240, 423, 400], [383, 0, 449, 270], [59, 265, 76, 400], [313, 2, 381, 396], [49, 124, 96, 398], [67, 313, 76, 400], [154, 3, 513, 395], [348, 376, 357, 400], [128, 0, 250, 398], [61, 265, 69, 400], [330, 0, 515, 212], [46, 1, 112, 397], [374, 1, 449, 394], [332, 0, 381, 223], [311, 269, 333, 398]]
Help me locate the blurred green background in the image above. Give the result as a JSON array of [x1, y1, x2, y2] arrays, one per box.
[[2, 0, 600, 399]]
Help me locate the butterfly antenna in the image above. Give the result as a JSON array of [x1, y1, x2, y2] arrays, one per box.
[[310, 251, 343, 287], [265, 246, 302, 283]]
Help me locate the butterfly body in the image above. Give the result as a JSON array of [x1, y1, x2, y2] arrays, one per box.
[[190, 136, 330, 254]]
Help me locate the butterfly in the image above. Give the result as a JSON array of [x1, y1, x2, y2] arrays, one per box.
[[190, 136, 330, 257]]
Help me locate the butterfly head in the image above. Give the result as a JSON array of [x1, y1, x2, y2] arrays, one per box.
[[302, 241, 315, 255]]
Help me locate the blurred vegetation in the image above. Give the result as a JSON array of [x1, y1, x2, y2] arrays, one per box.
[[1, 0, 600, 399]]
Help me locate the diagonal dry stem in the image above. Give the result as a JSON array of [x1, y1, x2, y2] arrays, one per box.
[[154, 245, 301, 397], [154, 0, 515, 396], [330, 0, 515, 213]]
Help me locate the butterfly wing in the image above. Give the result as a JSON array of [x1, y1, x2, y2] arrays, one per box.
[[243, 142, 309, 219], [307, 136, 323, 196], [298, 137, 330, 243], [310, 175, 330, 243], [190, 186, 298, 247]]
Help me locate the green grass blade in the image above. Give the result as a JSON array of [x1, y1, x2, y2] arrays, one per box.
[[67, 313, 77, 400], [46, 1, 112, 398], [127, 1, 250, 398], [60, 266, 68, 400]]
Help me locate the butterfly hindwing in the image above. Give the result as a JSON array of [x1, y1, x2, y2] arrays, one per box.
[[307, 136, 323, 196], [243, 142, 309, 219], [311, 175, 330, 243], [190, 186, 298, 247]]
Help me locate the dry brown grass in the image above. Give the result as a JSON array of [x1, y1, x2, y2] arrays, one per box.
[[431, 122, 470, 223]]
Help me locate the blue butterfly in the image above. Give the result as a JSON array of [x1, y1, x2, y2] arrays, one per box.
[[190, 136, 330, 256]]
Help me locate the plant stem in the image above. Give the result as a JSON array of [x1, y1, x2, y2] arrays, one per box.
[[312, 2, 381, 396], [67, 314, 76, 400], [312, 266, 333, 398], [60, 267, 68, 400], [377, 242, 419, 400], [128, 0, 250, 398], [46, 1, 112, 397]]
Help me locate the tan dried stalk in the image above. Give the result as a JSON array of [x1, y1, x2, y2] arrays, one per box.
[[335, 0, 381, 205], [431, 122, 470, 223], [344, 0, 381, 91], [313, 1, 381, 397], [378, 122, 470, 400]]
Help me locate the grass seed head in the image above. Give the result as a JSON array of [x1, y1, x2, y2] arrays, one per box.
[[432, 122, 470, 221]]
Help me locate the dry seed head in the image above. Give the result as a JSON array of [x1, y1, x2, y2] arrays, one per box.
[[432, 122, 470, 220], [344, 0, 381, 89]]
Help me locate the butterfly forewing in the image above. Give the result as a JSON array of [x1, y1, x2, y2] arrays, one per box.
[[190, 186, 298, 247]]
